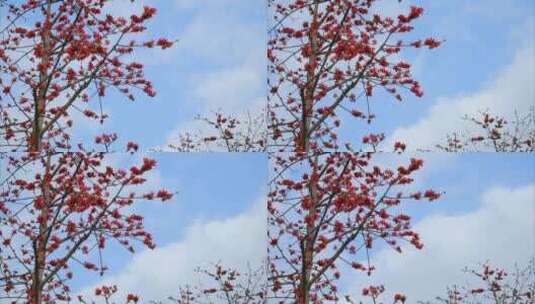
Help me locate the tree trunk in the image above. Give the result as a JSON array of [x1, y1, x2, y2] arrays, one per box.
[[30, 0, 52, 152], [298, 3, 320, 303], [30, 155, 52, 304]]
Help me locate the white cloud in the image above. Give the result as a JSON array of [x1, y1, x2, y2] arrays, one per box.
[[175, 1, 266, 106], [190, 61, 265, 111], [174, 0, 207, 11], [179, 13, 264, 65], [347, 183, 535, 302], [102, 0, 147, 17], [78, 197, 266, 302], [387, 43, 535, 150], [371, 0, 409, 17]]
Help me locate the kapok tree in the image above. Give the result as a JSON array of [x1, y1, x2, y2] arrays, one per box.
[[0, 144, 173, 303], [268, 152, 440, 303], [267, 0, 440, 153], [436, 107, 535, 152], [0, 0, 174, 152]]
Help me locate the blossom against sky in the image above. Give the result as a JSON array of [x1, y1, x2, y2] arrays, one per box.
[[72, 152, 267, 301], [344, 153, 535, 302]]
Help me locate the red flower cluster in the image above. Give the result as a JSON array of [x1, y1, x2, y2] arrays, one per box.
[[0, 0, 175, 152]]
